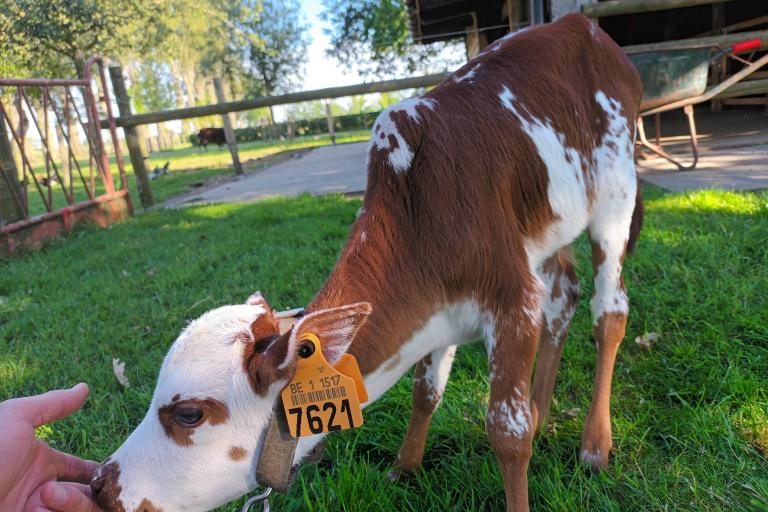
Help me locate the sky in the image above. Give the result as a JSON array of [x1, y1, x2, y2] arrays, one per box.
[[270, 0, 364, 121], [299, 0, 364, 90]]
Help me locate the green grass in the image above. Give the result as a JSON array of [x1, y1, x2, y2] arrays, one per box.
[[1, 186, 767, 511], [21, 130, 370, 214]]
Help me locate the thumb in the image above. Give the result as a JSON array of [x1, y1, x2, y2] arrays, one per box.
[[15, 383, 90, 427], [40, 482, 102, 512]]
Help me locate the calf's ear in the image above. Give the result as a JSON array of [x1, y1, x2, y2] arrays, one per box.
[[291, 303, 372, 365], [246, 291, 271, 310]]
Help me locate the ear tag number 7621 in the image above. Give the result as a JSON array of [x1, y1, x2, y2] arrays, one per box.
[[281, 333, 365, 438]]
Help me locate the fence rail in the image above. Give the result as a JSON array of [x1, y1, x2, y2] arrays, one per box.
[[100, 73, 449, 129]]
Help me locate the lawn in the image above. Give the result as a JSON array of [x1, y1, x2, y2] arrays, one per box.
[[1, 186, 767, 511], [21, 130, 371, 215]]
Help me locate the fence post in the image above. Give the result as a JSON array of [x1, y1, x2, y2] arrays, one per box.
[[213, 78, 243, 176], [325, 100, 336, 145], [108, 65, 154, 208], [0, 118, 25, 224]]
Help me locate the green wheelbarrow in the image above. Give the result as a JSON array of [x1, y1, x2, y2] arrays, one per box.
[[628, 38, 768, 170]]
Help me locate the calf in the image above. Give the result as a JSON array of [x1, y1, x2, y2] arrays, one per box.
[[196, 127, 226, 150], [91, 14, 642, 512]]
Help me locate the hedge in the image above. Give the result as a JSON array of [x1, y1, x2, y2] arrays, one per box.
[[188, 110, 382, 145]]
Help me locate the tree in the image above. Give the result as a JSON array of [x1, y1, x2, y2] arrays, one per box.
[[0, 0, 170, 78], [322, 0, 463, 78], [244, 0, 310, 128]]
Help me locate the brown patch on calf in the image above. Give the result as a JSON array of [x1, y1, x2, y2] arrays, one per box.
[[137, 498, 163, 512], [591, 239, 607, 270], [158, 398, 230, 447], [239, 295, 295, 396], [91, 460, 126, 512], [228, 446, 248, 461]]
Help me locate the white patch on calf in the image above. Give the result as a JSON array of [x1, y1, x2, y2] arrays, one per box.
[[418, 345, 457, 404], [479, 27, 529, 57], [292, 300, 482, 464], [370, 97, 436, 173], [538, 266, 579, 346], [588, 91, 636, 322], [453, 63, 481, 83], [499, 85, 591, 271], [364, 300, 482, 404], [581, 448, 603, 465], [488, 396, 531, 439]]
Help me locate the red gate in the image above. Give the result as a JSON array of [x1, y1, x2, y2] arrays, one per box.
[[0, 57, 132, 256]]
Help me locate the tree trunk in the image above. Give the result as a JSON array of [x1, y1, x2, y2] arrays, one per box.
[[170, 61, 195, 135], [157, 122, 173, 151], [0, 116, 25, 224]]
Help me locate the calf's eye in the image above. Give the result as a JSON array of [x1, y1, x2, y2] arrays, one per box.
[[173, 407, 204, 427]]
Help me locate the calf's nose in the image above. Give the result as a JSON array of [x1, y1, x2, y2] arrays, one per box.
[[89, 460, 121, 509]]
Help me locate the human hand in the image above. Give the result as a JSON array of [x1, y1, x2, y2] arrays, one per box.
[[0, 383, 101, 512], [25, 482, 101, 512]]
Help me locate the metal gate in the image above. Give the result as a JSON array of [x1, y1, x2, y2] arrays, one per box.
[[0, 56, 132, 256]]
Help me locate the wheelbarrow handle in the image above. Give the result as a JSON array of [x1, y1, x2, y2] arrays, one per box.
[[730, 38, 762, 54]]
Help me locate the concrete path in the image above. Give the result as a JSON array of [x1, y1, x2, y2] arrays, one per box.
[[165, 108, 768, 208], [638, 144, 768, 192], [171, 142, 369, 207]]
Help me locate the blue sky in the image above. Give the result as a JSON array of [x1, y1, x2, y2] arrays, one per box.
[[298, 0, 363, 90]]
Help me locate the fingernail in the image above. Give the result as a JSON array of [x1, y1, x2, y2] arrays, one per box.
[[51, 484, 68, 503]]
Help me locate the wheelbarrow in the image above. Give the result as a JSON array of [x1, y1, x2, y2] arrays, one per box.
[[628, 38, 768, 170]]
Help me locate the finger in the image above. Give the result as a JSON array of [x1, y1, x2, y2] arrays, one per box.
[[40, 482, 102, 512], [48, 447, 100, 483], [14, 383, 90, 427]]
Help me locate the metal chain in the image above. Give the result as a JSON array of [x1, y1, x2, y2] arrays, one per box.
[[241, 486, 272, 512]]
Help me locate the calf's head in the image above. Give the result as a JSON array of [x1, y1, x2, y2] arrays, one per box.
[[91, 293, 371, 512]]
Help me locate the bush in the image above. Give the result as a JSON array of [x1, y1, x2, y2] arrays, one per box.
[[187, 110, 382, 145]]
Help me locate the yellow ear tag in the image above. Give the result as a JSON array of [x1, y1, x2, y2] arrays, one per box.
[[281, 333, 365, 438]]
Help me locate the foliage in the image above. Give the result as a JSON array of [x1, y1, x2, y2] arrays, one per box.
[[0, 0, 170, 77], [244, 0, 310, 97], [1, 186, 768, 511], [188, 112, 380, 145], [322, 0, 464, 78], [128, 62, 177, 114]]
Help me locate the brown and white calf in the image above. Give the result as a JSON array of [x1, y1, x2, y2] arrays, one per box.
[[91, 14, 643, 512]]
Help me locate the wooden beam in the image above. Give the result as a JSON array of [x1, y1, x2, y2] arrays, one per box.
[[622, 29, 768, 54], [213, 78, 243, 176], [695, 15, 768, 37], [325, 101, 336, 145], [583, 0, 736, 18], [103, 73, 449, 129], [713, 78, 768, 99]]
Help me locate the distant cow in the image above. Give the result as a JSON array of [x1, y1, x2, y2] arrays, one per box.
[[196, 128, 226, 150]]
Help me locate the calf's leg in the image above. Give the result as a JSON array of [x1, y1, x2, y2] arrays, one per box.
[[581, 222, 632, 469], [485, 296, 540, 512], [531, 248, 580, 433], [393, 345, 457, 474]]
